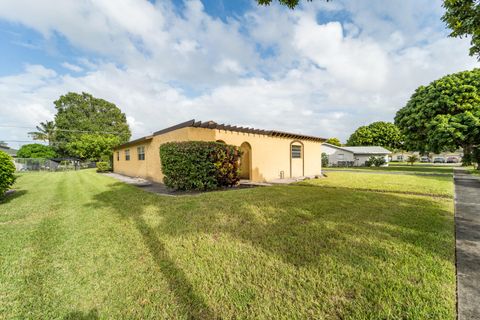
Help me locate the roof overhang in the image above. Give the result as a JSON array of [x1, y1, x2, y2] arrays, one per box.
[[115, 119, 327, 148], [114, 135, 153, 149]]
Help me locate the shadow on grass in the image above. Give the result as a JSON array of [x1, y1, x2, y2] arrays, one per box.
[[85, 184, 217, 319], [0, 190, 28, 204], [85, 181, 455, 316], [63, 308, 99, 320], [132, 216, 217, 319]]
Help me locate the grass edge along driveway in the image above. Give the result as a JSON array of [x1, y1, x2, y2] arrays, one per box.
[[0, 170, 455, 319], [323, 163, 456, 175], [301, 171, 454, 198]]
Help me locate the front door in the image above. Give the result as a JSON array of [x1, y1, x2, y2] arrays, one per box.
[[240, 142, 252, 180], [290, 143, 303, 177]]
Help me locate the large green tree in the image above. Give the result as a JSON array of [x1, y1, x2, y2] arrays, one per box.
[[53, 92, 131, 156], [346, 122, 403, 150], [28, 120, 56, 145], [16, 144, 57, 159], [395, 69, 480, 167], [65, 134, 120, 161], [325, 137, 341, 146], [442, 0, 480, 58]]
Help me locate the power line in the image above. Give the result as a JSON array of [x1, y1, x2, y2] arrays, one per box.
[[0, 125, 122, 134], [0, 140, 68, 146]]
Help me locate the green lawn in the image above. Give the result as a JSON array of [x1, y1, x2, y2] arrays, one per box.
[[467, 167, 480, 176], [0, 170, 455, 319], [302, 171, 454, 198], [324, 163, 456, 175]]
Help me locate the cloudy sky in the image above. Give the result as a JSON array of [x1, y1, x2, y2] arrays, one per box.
[[0, 0, 478, 148]]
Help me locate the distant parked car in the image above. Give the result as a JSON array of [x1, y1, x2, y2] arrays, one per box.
[[420, 156, 430, 163], [446, 156, 459, 163], [433, 157, 445, 163]]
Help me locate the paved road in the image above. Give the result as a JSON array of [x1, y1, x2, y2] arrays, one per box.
[[454, 168, 480, 319]]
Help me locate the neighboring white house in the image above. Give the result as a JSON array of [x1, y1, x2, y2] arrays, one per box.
[[322, 143, 392, 166]]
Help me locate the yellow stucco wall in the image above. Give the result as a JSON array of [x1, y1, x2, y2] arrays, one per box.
[[113, 127, 215, 183], [214, 130, 322, 181], [113, 127, 323, 183]]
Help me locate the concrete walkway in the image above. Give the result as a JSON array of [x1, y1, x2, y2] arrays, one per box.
[[454, 168, 480, 319], [103, 172, 267, 196]]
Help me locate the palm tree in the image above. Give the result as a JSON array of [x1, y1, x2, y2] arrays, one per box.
[[28, 121, 56, 145], [407, 155, 419, 166]]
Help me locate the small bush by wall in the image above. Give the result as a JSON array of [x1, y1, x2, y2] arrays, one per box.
[[365, 156, 387, 167], [96, 161, 111, 173], [160, 141, 241, 191], [0, 151, 16, 198], [321, 152, 329, 167]]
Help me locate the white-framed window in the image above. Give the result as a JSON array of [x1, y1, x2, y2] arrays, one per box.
[[397, 155, 403, 161], [291, 145, 302, 158], [125, 149, 130, 161], [137, 146, 145, 160], [337, 153, 344, 160]]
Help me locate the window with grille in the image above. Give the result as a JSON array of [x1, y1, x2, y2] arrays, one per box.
[[125, 149, 130, 161], [137, 146, 145, 160], [291, 145, 302, 158]]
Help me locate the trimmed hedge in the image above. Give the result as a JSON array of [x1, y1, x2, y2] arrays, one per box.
[[96, 161, 111, 173], [0, 151, 16, 198], [160, 141, 241, 191], [365, 156, 387, 167]]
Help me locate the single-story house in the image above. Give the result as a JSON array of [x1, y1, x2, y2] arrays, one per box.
[[322, 143, 391, 166], [0, 146, 17, 157], [113, 119, 326, 183]]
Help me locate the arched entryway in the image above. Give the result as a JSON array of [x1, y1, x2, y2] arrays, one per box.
[[290, 141, 304, 178], [239, 142, 252, 180]]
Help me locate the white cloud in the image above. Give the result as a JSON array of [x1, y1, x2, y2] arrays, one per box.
[[0, 0, 478, 149], [61, 62, 83, 73], [293, 19, 389, 91]]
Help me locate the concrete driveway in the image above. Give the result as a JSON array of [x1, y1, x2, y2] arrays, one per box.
[[454, 168, 480, 319]]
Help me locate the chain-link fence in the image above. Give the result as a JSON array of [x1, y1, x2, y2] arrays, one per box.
[[14, 158, 96, 172]]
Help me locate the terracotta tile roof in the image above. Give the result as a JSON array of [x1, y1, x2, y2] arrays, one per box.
[[115, 119, 326, 149], [156, 119, 326, 142]]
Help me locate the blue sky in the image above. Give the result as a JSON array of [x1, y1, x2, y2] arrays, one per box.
[[0, 0, 252, 76], [0, 0, 477, 149]]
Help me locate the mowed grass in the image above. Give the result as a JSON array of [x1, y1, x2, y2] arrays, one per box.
[[0, 170, 455, 319], [324, 163, 456, 175], [304, 171, 454, 198]]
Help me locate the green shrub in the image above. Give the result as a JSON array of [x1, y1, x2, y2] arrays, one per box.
[[0, 151, 16, 198], [365, 156, 376, 167], [373, 157, 386, 167], [365, 156, 386, 167], [17, 143, 56, 158], [96, 161, 111, 173], [321, 152, 329, 167], [160, 141, 241, 191]]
